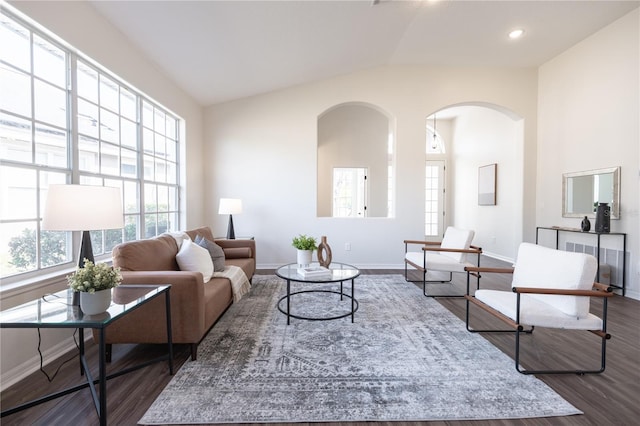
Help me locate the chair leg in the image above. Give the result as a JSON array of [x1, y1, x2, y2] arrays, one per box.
[[515, 328, 610, 375]]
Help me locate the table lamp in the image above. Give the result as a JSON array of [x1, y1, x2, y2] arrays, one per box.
[[42, 184, 124, 269], [218, 198, 242, 239]]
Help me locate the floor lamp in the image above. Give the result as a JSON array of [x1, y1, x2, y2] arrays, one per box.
[[218, 198, 242, 239], [42, 184, 124, 303]]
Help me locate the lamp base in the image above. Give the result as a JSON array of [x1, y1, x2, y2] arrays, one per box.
[[226, 215, 236, 239]]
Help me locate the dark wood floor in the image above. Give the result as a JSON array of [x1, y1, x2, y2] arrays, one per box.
[[2, 258, 639, 425]]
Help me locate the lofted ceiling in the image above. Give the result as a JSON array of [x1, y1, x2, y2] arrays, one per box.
[[88, 0, 639, 106]]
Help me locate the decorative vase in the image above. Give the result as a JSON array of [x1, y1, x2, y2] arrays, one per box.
[[317, 235, 332, 268], [80, 289, 112, 315], [594, 202, 610, 233], [296, 249, 313, 268], [581, 216, 591, 232]]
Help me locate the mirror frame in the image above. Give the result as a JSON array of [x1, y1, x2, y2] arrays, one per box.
[[562, 166, 620, 219]]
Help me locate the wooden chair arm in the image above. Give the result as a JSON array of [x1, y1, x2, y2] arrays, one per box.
[[465, 266, 514, 274], [404, 240, 441, 246], [422, 246, 481, 254], [513, 286, 614, 298]]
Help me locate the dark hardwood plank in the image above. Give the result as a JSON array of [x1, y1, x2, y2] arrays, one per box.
[[2, 259, 639, 425]]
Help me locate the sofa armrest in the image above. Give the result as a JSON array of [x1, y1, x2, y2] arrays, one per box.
[[104, 271, 206, 344], [216, 239, 256, 259]]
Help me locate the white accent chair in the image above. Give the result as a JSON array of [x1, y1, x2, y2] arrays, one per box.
[[465, 242, 613, 375], [404, 227, 482, 297]]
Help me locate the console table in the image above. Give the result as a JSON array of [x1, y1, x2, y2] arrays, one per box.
[[536, 227, 626, 296], [0, 284, 173, 426]]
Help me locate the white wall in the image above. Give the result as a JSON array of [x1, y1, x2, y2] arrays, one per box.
[[204, 66, 538, 268], [448, 107, 524, 260], [1, 1, 205, 390], [537, 9, 639, 299]]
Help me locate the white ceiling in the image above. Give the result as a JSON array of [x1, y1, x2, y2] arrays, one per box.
[[88, 0, 639, 106]]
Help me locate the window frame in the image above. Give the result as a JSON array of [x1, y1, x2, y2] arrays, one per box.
[[0, 9, 182, 288]]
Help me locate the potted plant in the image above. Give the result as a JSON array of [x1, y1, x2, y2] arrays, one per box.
[[292, 234, 317, 267], [68, 259, 122, 314]]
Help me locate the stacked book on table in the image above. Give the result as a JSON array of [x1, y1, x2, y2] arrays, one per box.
[[297, 266, 331, 279]]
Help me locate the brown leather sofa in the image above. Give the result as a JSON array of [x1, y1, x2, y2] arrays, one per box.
[[94, 226, 255, 361]]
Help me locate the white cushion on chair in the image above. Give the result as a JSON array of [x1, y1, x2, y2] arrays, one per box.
[[512, 243, 597, 318], [440, 227, 474, 263], [475, 289, 603, 330]]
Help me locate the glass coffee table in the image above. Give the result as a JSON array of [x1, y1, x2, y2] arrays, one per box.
[[275, 262, 360, 324]]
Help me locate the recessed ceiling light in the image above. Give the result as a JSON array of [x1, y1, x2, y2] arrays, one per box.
[[509, 29, 525, 39]]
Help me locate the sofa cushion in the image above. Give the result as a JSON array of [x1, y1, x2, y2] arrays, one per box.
[[175, 238, 214, 282], [223, 247, 253, 259], [195, 235, 226, 272], [112, 234, 179, 271]]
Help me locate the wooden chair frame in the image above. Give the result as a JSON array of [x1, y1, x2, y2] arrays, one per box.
[[464, 266, 613, 375], [404, 240, 482, 297]]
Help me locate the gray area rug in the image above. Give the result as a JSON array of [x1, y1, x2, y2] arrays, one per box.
[[139, 275, 581, 424]]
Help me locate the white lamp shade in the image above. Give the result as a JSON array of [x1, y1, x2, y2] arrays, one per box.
[[42, 184, 124, 231], [218, 198, 242, 215]]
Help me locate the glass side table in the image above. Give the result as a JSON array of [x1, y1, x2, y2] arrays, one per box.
[[0, 284, 173, 426]]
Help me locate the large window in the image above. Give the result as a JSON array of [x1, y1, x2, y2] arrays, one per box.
[[0, 10, 181, 284]]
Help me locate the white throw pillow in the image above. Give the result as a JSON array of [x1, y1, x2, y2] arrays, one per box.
[[176, 238, 214, 283]]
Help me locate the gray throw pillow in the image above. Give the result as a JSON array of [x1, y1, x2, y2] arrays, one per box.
[[195, 235, 226, 272]]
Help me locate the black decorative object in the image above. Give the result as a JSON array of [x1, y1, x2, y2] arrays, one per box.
[[581, 216, 591, 232], [595, 202, 610, 233]]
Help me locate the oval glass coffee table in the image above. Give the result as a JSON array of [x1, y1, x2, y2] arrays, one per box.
[[275, 262, 360, 324]]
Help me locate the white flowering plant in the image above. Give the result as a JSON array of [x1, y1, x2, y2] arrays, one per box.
[[67, 259, 122, 293]]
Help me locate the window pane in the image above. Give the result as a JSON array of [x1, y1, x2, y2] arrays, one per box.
[[0, 166, 36, 220], [142, 101, 153, 129], [154, 109, 165, 134], [123, 214, 138, 242], [144, 183, 157, 211], [157, 185, 168, 211], [40, 230, 71, 268], [100, 108, 119, 143], [168, 186, 177, 211], [157, 212, 168, 234], [33, 34, 66, 88], [121, 147, 137, 178], [123, 181, 139, 213], [143, 127, 154, 154], [155, 158, 166, 182], [0, 64, 31, 117], [144, 213, 156, 238], [89, 230, 104, 256], [100, 141, 119, 175], [166, 162, 177, 184], [168, 212, 178, 233], [1, 222, 37, 275], [155, 134, 166, 157], [143, 154, 154, 180], [78, 98, 99, 138], [166, 117, 176, 140], [0, 16, 30, 72], [35, 123, 67, 168], [120, 87, 136, 121], [77, 61, 98, 103], [79, 135, 99, 172], [166, 139, 177, 162], [120, 117, 137, 149], [99, 75, 119, 112], [0, 112, 32, 163], [105, 228, 122, 253], [34, 80, 66, 128]]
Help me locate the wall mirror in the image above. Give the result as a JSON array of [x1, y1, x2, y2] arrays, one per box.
[[317, 103, 394, 218], [562, 166, 620, 219]]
